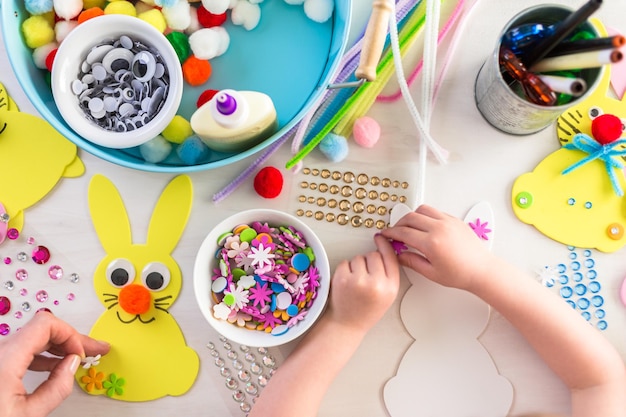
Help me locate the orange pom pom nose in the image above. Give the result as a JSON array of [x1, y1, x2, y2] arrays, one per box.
[[119, 284, 152, 315], [592, 113, 623, 145]]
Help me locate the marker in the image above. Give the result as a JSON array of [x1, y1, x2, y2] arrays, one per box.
[[546, 35, 626, 57], [537, 74, 587, 96], [531, 48, 622, 73], [500, 48, 556, 106], [521, 0, 603, 68]]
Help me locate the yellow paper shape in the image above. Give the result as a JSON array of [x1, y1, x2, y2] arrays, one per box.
[[0, 81, 84, 233], [76, 174, 199, 401], [512, 146, 626, 253]]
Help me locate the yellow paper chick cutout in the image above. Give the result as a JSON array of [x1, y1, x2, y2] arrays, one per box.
[[512, 20, 626, 253], [76, 174, 199, 401], [512, 146, 626, 253], [0, 81, 84, 234]]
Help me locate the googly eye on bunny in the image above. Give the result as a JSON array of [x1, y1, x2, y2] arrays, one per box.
[[75, 174, 199, 401]]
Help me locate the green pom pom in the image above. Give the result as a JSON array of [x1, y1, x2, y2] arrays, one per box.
[[166, 31, 191, 64]]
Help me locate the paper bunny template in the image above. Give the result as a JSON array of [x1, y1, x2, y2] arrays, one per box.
[[76, 174, 199, 401], [384, 202, 513, 417]]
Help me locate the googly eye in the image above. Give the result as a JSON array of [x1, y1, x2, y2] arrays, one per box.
[[106, 259, 135, 288], [141, 262, 170, 291], [102, 48, 134, 74], [132, 51, 157, 82], [588, 106, 603, 120]]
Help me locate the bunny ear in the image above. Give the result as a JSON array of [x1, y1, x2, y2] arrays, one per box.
[[88, 174, 132, 252], [146, 175, 193, 254]]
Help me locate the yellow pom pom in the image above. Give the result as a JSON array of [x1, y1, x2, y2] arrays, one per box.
[[21, 15, 55, 49], [137, 9, 167, 33], [161, 115, 193, 144], [83, 0, 107, 9], [104, 0, 137, 16]]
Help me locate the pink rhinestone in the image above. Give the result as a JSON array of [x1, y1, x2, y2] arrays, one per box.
[[48, 265, 63, 280], [7, 228, 19, 240], [53, 300, 59, 306], [15, 269, 28, 281], [35, 290, 48, 303], [19, 288, 28, 297], [0, 323, 10, 336], [0, 296, 10, 315], [14, 311, 22, 319], [67, 293, 75, 301], [27, 237, 35, 245], [32, 246, 50, 264], [3, 257, 11, 265]]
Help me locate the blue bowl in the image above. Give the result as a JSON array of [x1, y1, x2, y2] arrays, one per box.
[[1, 0, 351, 172]]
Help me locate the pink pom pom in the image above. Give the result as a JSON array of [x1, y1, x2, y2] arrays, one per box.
[[352, 116, 380, 148]]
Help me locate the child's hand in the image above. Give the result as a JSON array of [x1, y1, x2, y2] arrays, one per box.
[[0, 312, 110, 417], [325, 234, 400, 335], [381, 204, 494, 292]]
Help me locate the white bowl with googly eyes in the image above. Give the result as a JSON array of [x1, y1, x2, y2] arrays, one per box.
[[51, 14, 183, 149], [193, 209, 331, 347]]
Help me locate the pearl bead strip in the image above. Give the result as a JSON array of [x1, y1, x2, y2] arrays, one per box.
[[206, 336, 281, 414], [296, 167, 410, 229], [540, 247, 607, 331]]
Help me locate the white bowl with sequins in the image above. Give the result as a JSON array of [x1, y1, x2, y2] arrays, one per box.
[[51, 15, 183, 149], [193, 209, 330, 347]]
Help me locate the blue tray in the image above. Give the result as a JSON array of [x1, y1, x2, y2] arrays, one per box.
[[1, 0, 351, 172]]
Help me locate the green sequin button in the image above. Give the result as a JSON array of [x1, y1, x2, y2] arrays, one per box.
[[515, 191, 533, 208]]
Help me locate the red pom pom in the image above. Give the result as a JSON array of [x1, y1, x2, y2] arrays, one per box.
[[254, 166, 283, 199], [592, 113, 623, 145], [45, 48, 58, 72], [196, 89, 219, 108], [197, 5, 227, 27]]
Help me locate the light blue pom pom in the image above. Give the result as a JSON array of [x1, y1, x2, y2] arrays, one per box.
[[177, 135, 211, 165], [24, 0, 53, 15], [319, 133, 349, 162], [155, 0, 179, 8], [139, 135, 172, 163]]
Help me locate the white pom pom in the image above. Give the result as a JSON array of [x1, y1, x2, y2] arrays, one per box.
[[248, 0, 264, 4], [201, 0, 230, 14], [303, 0, 333, 23], [185, 6, 202, 34], [32, 42, 58, 69], [53, 0, 82, 20], [189, 28, 221, 60], [231, 1, 261, 31], [54, 20, 77, 43], [212, 26, 230, 56], [162, 0, 191, 30]]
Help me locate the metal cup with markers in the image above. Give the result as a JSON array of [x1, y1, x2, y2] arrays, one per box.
[[474, 3, 605, 135]]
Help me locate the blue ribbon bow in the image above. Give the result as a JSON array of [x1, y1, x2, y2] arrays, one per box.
[[562, 133, 626, 197]]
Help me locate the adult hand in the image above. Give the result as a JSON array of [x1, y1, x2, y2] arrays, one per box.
[[0, 312, 110, 417]]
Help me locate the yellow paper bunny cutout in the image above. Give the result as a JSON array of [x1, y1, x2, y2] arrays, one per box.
[[0, 81, 84, 239], [512, 21, 626, 253], [76, 174, 199, 401]]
